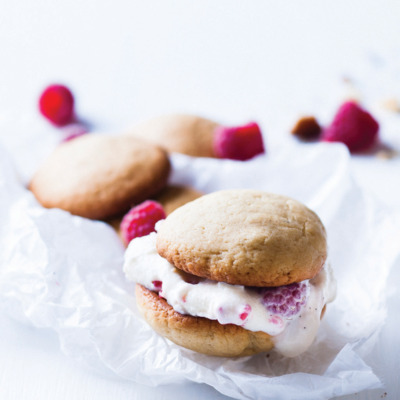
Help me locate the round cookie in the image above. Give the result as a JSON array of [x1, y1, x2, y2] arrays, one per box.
[[29, 134, 171, 220], [127, 114, 219, 158], [156, 190, 327, 287], [154, 185, 203, 215], [135, 284, 274, 357]]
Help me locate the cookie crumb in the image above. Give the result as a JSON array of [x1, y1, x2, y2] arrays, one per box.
[[375, 148, 399, 160], [380, 97, 400, 113]]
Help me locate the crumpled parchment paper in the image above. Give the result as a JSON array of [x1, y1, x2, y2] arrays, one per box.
[[1, 130, 399, 399]]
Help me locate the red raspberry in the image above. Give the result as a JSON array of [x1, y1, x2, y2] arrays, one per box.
[[213, 122, 265, 161], [321, 101, 379, 152], [239, 304, 252, 321], [120, 200, 166, 245], [261, 282, 308, 318], [39, 84, 75, 126], [152, 280, 163, 292]]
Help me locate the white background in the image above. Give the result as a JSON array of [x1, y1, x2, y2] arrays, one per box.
[[1, 1, 400, 399]]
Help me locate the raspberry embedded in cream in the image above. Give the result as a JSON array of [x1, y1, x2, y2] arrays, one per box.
[[123, 233, 336, 357]]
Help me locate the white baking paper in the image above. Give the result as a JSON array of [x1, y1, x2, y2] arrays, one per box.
[[1, 129, 399, 399]]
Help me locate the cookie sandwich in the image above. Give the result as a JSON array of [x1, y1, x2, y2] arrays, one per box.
[[123, 189, 336, 357]]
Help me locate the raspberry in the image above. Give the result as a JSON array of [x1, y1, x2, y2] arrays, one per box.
[[291, 116, 321, 140], [213, 122, 265, 161], [120, 200, 166, 245], [39, 84, 74, 126], [261, 282, 308, 318], [321, 101, 379, 152]]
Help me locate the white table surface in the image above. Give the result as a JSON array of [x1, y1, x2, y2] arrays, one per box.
[[1, 1, 400, 399]]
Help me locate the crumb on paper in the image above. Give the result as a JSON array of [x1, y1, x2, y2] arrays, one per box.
[[380, 97, 400, 113], [375, 148, 400, 160]]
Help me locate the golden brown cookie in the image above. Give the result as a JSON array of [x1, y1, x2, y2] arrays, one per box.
[[154, 185, 203, 215], [135, 284, 274, 357], [29, 134, 171, 220], [126, 114, 219, 158], [156, 190, 327, 287]]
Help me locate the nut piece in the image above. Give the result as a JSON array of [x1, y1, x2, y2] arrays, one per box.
[[291, 116, 321, 140]]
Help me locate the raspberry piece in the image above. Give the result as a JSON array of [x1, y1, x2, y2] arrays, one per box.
[[214, 122, 265, 161], [261, 282, 308, 318], [120, 200, 166, 245], [152, 280, 162, 292], [239, 304, 252, 321], [321, 101, 379, 152], [291, 116, 321, 140], [39, 84, 74, 126]]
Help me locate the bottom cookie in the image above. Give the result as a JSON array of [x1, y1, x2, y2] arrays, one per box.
[[135, 284, 274, 357]]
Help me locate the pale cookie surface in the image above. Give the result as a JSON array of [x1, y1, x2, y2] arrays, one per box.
[[135, 284, 274, 357], [156, 190, 327, 287], [30, 135, 170, 220], [127, 114, 219, 158]]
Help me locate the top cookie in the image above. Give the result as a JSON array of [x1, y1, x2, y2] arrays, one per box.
[[29, 134, 170, 220], [127, 114, 219, 158], [156, 190, 327, 287]]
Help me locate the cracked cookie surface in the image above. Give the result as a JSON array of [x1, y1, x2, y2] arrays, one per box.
[[156, 189, 327, 287]]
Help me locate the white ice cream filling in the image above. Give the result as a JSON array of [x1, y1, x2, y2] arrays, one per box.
[[123, 232, 336, 357]]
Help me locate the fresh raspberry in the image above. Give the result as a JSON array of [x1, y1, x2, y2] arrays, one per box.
[[120, 200, 166, 245], [213, 122, 265, 161], [321, 101, 379, 152], [261, 282, 308, 318], [291, 116, 321, 140], [39, 84, 75, 126]]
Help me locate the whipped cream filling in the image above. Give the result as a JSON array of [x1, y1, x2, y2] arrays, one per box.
[[123, 232, 336, 357]]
